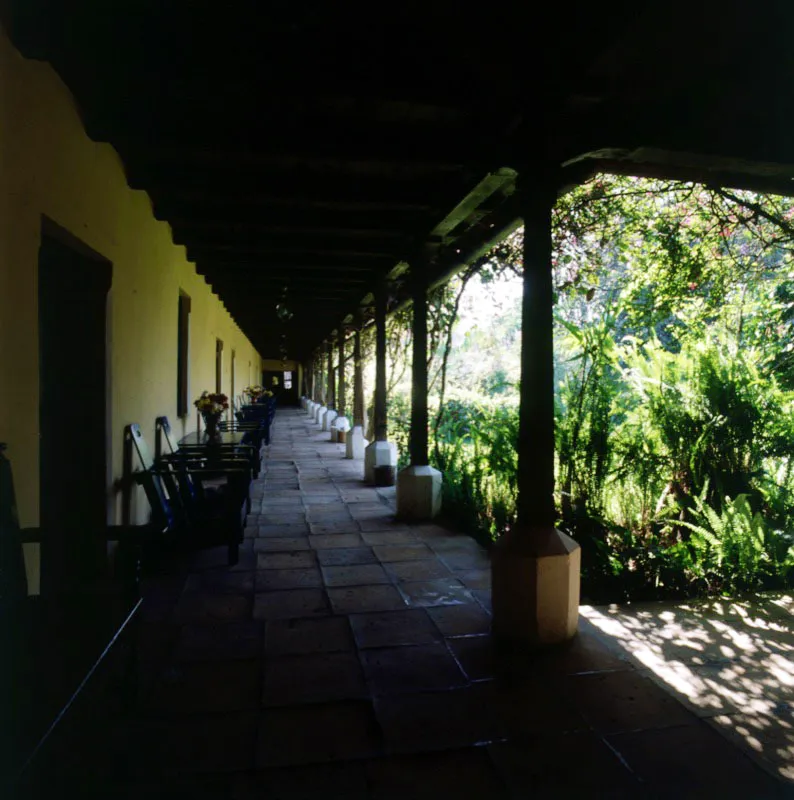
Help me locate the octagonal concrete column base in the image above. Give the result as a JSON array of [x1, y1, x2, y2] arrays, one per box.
[[491, 526, 580, 647], [322, 408, 338, 431], [331, 415, 351, 442], [396, 465, 442, 520], [346, 425, 368, 459], [314, 405, 327, 424], [364, 440, 397, 486], [306, 400, 315, 416]]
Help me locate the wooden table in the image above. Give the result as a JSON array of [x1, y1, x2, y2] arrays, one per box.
[[178, 430, 249, 447]]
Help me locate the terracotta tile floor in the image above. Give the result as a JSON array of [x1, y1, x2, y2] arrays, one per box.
[[109, 409, 792, 798]]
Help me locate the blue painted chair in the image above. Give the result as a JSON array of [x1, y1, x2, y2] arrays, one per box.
[[126, 424, 246, 565], [155, 415, 259, 486]]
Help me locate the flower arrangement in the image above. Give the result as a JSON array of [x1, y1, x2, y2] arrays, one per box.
[[194, 391, 229, 420], [194, 391, 228, 441], [243, 385, 264, 401], [244, 385, 275, 402]]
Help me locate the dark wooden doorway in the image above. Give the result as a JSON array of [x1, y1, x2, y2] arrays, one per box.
[[263, 369, 298, 406], [38, 224, 111, 596]]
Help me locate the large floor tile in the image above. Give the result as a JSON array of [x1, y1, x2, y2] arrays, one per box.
[[255, 566, 323, 591], [263, 651, 367, 705], [316, 546, 379, 566], [253, 536, 311, 552], [566, 670, 697, 734], [487, 733, 639, 797], [173, 593, 251, 625], [309, 532, 365, 548], [397, 577, 475, 608], [145, 659, 261, 714], [233, 762, 369, 800], [360, 642, 467, 694], [256, 550, 317, 570], [384, 559, 452, 582], [374, 686, 502, 753], [427, 603, 492, 636], [127, 712, 259, 775], [349, 609, 442, 649], [256, 701, 382, 767], [708, 712, 794, 782], [253, 589, 330, 620], [174, 621, 264, 662], [327, 584, 407, 614], [374, 544, 435, 562], [182, 570, 255, 595], [366, 749, 509, 800], [265, 615, 355, 656], [321, 563, 391, 587], [608, 721, 780, 795]]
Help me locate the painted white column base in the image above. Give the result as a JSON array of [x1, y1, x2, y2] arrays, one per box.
[[346, 425, 368, 459], [331, 415, 351, 442], [396, 464, 442, 520], [322, 409, 338, 431], [314, 405, 327, 424], [364, 440, 397, 486], [306, 400, 315, 416], [491, 526, 580, 646]]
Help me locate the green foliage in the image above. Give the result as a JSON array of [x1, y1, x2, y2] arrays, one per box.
[[432, 399, 518, 546], [387, 392, 412, 470], [677, 485, 794, 593], [555, 312, 619, 521], [379, 174, 794, 603]]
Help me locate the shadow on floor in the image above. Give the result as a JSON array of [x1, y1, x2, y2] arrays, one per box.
[[31, 409, 793, 799]]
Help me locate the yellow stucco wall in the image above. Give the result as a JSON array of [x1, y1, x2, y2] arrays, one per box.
[[0, 30, 263, 589]]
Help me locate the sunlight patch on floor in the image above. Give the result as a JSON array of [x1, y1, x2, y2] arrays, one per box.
[[581, 596, 794, 781]]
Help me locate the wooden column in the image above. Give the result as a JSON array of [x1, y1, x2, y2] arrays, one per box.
[[353, 323, 364, 427], [374, 283, 388, 442], [409, 267, 429, 466], [516, 180, 557, 531], [326, 340, 334, 408], [337, 333, 346, 418], [316, 350, 324, 404], [490, 172, 580, 646]]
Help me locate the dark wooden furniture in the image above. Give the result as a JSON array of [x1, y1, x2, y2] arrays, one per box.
[[157, 415, 258, 486], [232, 396, 277, 445], [177, 429, 250, 447], [127, 424, 247, 564]]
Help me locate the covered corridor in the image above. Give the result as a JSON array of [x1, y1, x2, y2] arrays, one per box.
[[92, 409, 788, 797], [4, 4, 794, 795]]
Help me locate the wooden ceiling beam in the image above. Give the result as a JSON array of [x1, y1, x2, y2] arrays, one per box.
[[203, 273, 367, 287], [587, 158, 794, 199], [196, 260, 375, 273], [187, 244, 397, 261], [152, 190, 435, 213], [128, 147, 467, 175], [129, 170, 466, 200], [169, 220, 408, 239]]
